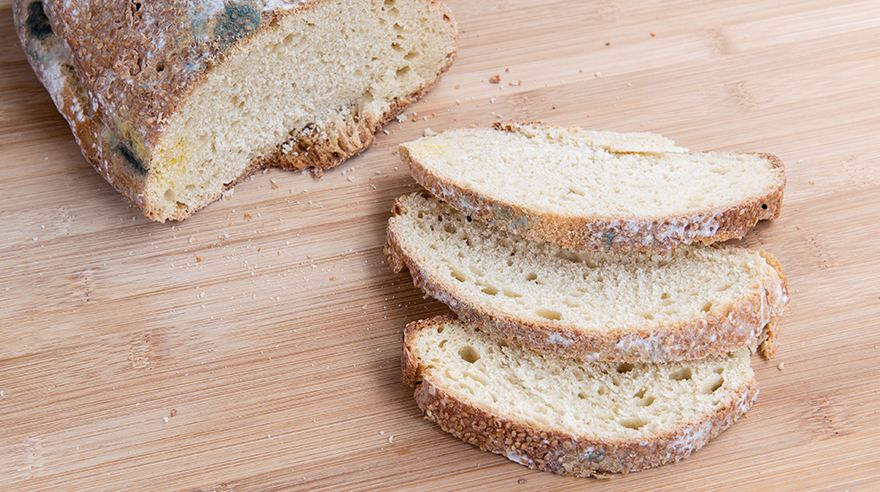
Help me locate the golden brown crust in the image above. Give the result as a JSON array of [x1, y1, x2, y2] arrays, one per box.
[[400, 122, 786, 253], [14, 0, 458, 221], [385, 194, 790, 363], [401, 315, 760, 478]]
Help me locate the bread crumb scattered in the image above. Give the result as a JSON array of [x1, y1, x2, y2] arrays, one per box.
[[777, 362, 785, 371], [489, 74, 501, 84]]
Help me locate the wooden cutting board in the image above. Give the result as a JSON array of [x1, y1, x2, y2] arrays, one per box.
[[2, 1, 879, 490]]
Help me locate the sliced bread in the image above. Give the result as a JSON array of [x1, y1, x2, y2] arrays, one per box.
[[399, 122, 785, 252], [402, 315, 759, 477], [385, 192, 789, 363], [14, 0, 457, 221]]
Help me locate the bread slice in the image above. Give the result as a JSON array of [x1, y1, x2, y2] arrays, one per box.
[[399, 122, 785, 252], [403, 315, 759, 477], [13, 0, 457, 221], [385, 192, 789, 363]]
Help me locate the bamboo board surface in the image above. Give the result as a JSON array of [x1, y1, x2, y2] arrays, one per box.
[[2, 1, 880, 490]]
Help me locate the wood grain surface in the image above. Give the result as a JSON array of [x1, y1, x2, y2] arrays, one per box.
[[2, 1, 880, 491]]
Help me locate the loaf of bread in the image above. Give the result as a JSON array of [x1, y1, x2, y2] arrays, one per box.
[[403, 315, 759, 477], [13, 0, 457, 221], [399, 122, 785, 252], [385, 192, 789, 363]]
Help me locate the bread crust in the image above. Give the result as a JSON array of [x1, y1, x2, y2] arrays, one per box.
[[400, 122, 786, 253], [386, 193, 789, 363], [13, 0, 457, 221], [401, 315, 760, 477]]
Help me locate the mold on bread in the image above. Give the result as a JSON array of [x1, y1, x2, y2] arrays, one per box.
[[13, 0, 458, 221]]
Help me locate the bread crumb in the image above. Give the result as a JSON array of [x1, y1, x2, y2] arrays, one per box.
[[777, 362, 785, 371], [605, 41, 611, 46], [489, 74, 501, 84]]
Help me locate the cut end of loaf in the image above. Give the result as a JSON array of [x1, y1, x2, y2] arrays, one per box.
[[146, 0, 456, 220], [403, 315, 759, 477]]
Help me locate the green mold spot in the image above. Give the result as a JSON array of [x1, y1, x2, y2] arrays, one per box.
[[603, 231, 617, 248], [214, 3, 261, 49], [118, 144, 148, 175], [106, 121, 151, 176], [26, 1, 53, 40]]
